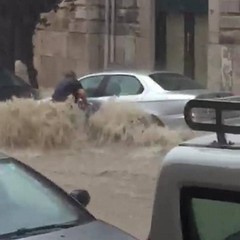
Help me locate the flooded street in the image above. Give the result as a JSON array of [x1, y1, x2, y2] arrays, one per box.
[[7, 145, 161, 239], [0, 0, 233, 239], [0, 98, 195, 239]]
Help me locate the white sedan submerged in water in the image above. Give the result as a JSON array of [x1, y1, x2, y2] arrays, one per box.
[[77, 71, 233, 128]]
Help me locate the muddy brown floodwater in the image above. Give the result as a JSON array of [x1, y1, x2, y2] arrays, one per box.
[[0, 98, 195, 239]]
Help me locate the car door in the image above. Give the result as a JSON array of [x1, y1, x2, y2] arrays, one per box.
[[104, 74, 145, 103]]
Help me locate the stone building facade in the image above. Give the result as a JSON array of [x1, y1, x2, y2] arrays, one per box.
[[209, 0, 240, 94], [33, 0, 240, 94], [34, 0, 153, 87]]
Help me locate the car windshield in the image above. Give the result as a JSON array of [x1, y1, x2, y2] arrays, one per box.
[[0, 158, 93, 237], [149, 73, 204, 91]]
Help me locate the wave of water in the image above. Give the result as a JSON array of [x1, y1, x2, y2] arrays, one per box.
[[0, 98, 195, 150]]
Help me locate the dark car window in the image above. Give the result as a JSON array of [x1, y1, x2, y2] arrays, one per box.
[[80, 75, 105, 97], [0, 158, 93, 237], [149, 73, 204, 91], [181, 187, 240, 240], [105, 75, 144, 96]]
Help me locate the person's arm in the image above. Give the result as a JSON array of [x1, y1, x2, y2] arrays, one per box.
[[77, 88, 88, 106], [73, 81, 88, 109]]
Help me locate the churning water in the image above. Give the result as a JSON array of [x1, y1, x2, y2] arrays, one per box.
[[0, 98, 194, 150], [0, 97, 196, 239]]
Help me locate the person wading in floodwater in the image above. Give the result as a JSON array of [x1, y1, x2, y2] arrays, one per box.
[[52, 71, 88, 110]]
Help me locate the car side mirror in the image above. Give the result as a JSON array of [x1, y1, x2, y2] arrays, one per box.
[[70, 189, 91, 207]]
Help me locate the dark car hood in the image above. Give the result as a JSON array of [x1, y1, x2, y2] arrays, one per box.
[[18, 221, 136, 240]]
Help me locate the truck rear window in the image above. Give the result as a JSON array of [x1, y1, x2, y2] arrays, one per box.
[[181, 187, 240, 240]]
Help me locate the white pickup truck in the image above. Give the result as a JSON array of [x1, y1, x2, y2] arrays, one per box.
[[148, 99, 240, 240]]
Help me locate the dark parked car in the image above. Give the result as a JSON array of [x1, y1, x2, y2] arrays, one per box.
[[0, 68, 36, 101], [0, 153, 136, 240]]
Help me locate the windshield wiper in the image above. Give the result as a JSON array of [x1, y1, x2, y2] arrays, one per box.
[[0, 221, 79, 239]]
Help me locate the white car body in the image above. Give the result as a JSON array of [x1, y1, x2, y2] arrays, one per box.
[[77, 71, 232, 128], [38, 71, 232, 128]]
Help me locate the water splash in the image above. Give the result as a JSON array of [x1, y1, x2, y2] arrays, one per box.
[[0, 98, 194, 150]]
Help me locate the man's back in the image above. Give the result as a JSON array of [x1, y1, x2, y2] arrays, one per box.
[[52, 77, 81, 102]]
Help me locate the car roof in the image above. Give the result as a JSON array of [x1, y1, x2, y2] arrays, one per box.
[[78, 70, 184, 79]]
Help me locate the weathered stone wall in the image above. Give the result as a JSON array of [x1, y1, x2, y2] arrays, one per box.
[[34, 0, 103, 87], [34, 0, 154, 87], [34, 0, 240, 91], [195, 15, 208, 86], [114, 0, 154, 69], [208, 0, 240, 93]]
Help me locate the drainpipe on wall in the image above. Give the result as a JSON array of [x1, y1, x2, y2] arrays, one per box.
[[104, 0, 110, 69], [110, 0, 115, 64]]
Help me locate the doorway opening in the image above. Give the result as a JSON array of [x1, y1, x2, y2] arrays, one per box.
[[155, 0, 208, 84]]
